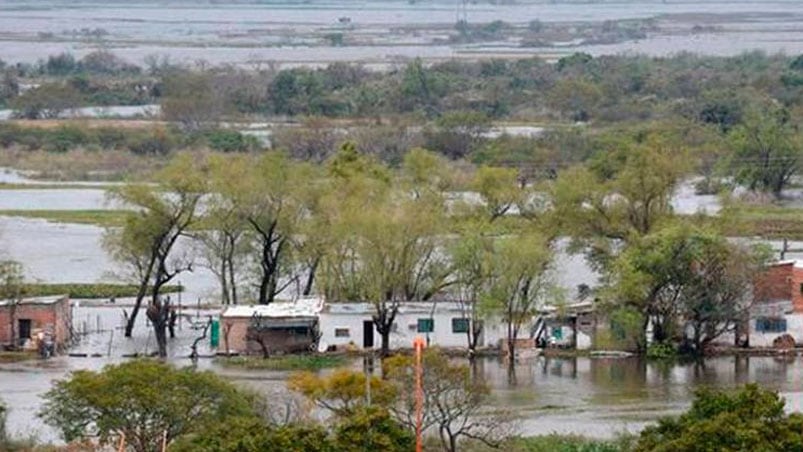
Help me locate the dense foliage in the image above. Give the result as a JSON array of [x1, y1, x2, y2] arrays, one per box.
[[635, 384, 803, 452], [40, 360, 257, 452]]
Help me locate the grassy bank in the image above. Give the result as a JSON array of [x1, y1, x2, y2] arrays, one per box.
[[20, 283, 182, 299], [0, 351, 37, 363], [215, 355, 348, 371], [0, 210, 128, 227], [717, 204, 803, 240]]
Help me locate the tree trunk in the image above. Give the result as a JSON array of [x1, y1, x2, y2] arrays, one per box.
[[147, 300, 170, 358], [302, 257, 320, 296], [220, 259, 229, 305], [125, 283, 149, 338], [380, 331, 390, 357], [228, 253, 238, 305]]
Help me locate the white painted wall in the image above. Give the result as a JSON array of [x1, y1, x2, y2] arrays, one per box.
[[319, 303, 511, 350], [749, 313, 803, 347]]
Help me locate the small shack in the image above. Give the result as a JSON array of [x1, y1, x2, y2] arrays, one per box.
[[220, 297, 323, 356], [0, 295, 72, 352]]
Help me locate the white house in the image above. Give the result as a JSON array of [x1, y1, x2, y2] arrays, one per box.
[[318, 301, 510, 351]]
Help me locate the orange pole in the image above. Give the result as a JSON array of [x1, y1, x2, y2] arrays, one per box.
[[414, 336, 425, 452]]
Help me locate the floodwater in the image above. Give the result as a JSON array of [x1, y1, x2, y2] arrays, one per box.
[[2, 1, 803, 67], [7, 318, 803, 443], [0, 173, 800, 442]]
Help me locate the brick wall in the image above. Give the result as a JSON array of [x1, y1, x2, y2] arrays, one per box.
[[0, 297, 72, 349], [754, 262, 793, 304]]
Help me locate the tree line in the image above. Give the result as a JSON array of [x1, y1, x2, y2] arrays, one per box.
[[104, 135, 773, 359]]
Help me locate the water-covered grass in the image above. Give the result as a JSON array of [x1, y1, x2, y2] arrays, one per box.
[[215, 355, 348, 371], [0, 209, 128, 227]]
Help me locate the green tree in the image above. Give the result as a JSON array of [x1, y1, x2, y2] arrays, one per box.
[[331, 406, 414, 452], [424, 110, 491, 159], [40, 360, 256, 452], [484, 233, 557, 363], [385, 348, 511, 452], [11, 83, 81, 119], [104, 155, 207, 353], [161, 70, 225, 131], [196, 154, 249, 305], [551, 141, 685, 271], [611, 225, 769, 351], [172, 417, 331, 452], [288, 368, 396, 417], [319, 144, 450, 356], [0, 260, 24, 350], [636, 384, 803, 452], [449, 231, 493, 357], [728, 107, 801, 197]]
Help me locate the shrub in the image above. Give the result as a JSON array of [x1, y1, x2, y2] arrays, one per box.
[[45, 126, 89, 152], [645, 342, 676, 360], [635, 384, 803, 451], [204, 128, 257, 153], [40, 360, 256, 452]]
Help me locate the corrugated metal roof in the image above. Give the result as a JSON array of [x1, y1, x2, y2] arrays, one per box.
[[221, 297, 323, 318]]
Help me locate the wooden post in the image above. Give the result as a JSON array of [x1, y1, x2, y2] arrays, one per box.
[[117, 433, 126, 452], [413, 336, 426, 452], [161, 430, 168, 452]]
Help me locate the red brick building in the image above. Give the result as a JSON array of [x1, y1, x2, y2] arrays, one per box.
[[0, 295, 73, 352], [750, 261, 803, 347]]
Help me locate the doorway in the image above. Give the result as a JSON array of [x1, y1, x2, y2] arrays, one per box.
[[18, 319, 32, 346], [362, 320, 374, 349]]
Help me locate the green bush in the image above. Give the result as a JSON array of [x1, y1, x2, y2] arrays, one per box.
[[172, 407, 412, 452], [514, 434, 625, 452], [635, 384, 803, 451], [204, 129, 257, 153], [45, 126, 89, 153], [645, 342, 676, 360]]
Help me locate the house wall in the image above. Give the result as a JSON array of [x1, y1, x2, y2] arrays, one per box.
[[749, 312, 803, 347], [220, 316, 317, 355], [319, 309, 510, 350], [0, 297, 72, 349], [220, 317, 249, 354]]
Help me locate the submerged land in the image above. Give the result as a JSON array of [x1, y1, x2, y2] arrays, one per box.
[[3, 1, 803, 451]]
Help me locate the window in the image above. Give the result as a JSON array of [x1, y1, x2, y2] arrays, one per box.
[[452, 318, 469, 333], [551, 327, 563, 340], [417, 318, 434, 333], [755, 317, 787, 333], [799, 282, 803, 294], [334, 328, 350, 338]]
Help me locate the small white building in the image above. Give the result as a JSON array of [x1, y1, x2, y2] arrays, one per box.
[[318, 301, 510, 351]]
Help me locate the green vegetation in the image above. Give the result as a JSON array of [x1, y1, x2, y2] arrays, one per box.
[[0, 209, 128, 227], [0, 123, 255, 155], [40, 360, 256, 452], [510, 434, 628, 452], [18, 283, 182, 299], [214, 355, 347, 371], [0, 351, 37, 363], [635, 384, 803, 451]]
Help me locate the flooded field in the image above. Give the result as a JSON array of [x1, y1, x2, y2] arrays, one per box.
[[2, 1, 803, 67]]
